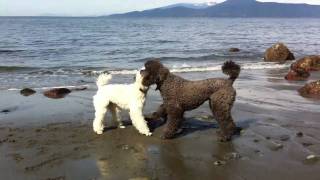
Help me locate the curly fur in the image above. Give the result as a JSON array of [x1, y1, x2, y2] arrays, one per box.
[[93, 71, 152, 136], [143, 60, 241, 141]]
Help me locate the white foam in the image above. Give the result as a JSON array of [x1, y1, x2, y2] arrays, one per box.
[[89, 62, 290, 75]]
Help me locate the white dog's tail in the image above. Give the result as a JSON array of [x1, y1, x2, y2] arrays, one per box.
[[96, 73, 112, 88]]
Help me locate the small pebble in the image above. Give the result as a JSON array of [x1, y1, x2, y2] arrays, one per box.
[[214, 160, 226, 166], [279, 135, 290, 141], [296, 132, 303, 137], [253, 139, 259, 143], [302, 142, 313, 147], [270, 142, 283, 151], [305, 155, 319, 163]]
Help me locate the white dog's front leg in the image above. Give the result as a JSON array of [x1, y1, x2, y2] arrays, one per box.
[[93, 96, 108, 134], [129, 107, 152, 136]]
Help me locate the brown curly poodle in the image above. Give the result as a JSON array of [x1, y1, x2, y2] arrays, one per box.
[[142, 60, 241, 141]]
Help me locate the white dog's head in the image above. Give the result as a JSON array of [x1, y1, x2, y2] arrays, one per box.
[[134, 69, 149, 92]]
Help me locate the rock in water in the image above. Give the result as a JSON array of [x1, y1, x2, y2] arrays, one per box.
[[285, 55, 320, 81], [298, 80, 320, 99], [43, 88, 71, 99], [20, 88, 36, 96], [291, 55, 320, 72], [285, 69, 310, 81], [229, 48, 240, 52], [264, 43, 295, 62]]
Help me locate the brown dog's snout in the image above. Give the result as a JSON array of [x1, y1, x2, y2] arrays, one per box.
[[140, 69, 149, 77]]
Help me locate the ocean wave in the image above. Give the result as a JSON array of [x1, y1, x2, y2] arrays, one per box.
[[1, 62, 290, 76], [86, 62, 290, 75], [134, 52, 261, 63], [0, 66, 38, 72], [0, 49, 25, 54]]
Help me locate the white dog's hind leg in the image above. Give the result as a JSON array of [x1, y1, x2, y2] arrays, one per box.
[[129, 107, 152, 136], [93, 95, 109, 134], [116, 107, 125, 128], [109, 103, 125, 129]]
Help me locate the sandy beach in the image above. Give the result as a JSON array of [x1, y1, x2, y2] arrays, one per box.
[[1, 68, 319, 180]]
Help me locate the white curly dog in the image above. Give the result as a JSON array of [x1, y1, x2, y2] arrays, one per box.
[[93, 70, 152, 136]]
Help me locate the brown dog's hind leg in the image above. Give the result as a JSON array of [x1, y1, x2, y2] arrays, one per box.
[[161, 106, 183, 139], [210, 88, 237, 142]]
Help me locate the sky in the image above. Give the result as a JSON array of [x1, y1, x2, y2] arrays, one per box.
[[1, 0, 320, 16]]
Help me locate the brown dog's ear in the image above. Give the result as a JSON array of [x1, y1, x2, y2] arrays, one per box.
[[145, 60, 162, 71], [158, 67, 169, 82]]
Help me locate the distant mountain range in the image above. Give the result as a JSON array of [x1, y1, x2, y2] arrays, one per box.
[[108, 0, 320, 18]]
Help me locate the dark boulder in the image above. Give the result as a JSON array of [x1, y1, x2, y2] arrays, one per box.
[[298, 80, 320, 98], [264, 43, 295, 62], [43, 88, 71, 99], [229, 48, 240, 52], [20, 88, 36, 96]]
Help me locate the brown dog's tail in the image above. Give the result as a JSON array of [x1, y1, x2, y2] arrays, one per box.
[[222, 61, 241, 82]]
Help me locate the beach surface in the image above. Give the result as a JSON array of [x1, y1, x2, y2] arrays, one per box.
[[1, 69, 320, 180]]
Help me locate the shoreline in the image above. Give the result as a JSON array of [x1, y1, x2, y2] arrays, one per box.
[[1, 74, 320, 179]]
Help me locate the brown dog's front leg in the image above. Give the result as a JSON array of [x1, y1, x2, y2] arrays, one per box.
[[161, 108, 183, 139], [145, 104, 167, 121]]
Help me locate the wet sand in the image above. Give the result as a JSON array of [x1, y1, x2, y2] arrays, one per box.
[[1, 69, 320, 180]]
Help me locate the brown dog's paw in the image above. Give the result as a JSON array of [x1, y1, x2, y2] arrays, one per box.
[[161, 128, 183, 139], [216, 130, 232, 142]]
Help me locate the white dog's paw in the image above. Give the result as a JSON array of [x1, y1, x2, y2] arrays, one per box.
[[143, 131, 152, 136], [119, 125, 126, 129], [93, 125, 104, 135], [94, 129, 104, 135]]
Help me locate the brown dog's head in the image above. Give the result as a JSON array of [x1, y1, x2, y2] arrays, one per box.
[[142, 60, 169, 89]]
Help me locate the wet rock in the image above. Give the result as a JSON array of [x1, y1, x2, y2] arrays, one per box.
[[20, 88, 36, 96], [285, 55, 320, 81], [285, 69, 310, 81], [264, 42, 295, 62], [298, 80, 320, 98], [214, 160, 226, 166], [291, 55, 320, 72], [229, 48, 240, 52], [43, 88, 71, 99], [296, 132, 303, 137]]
